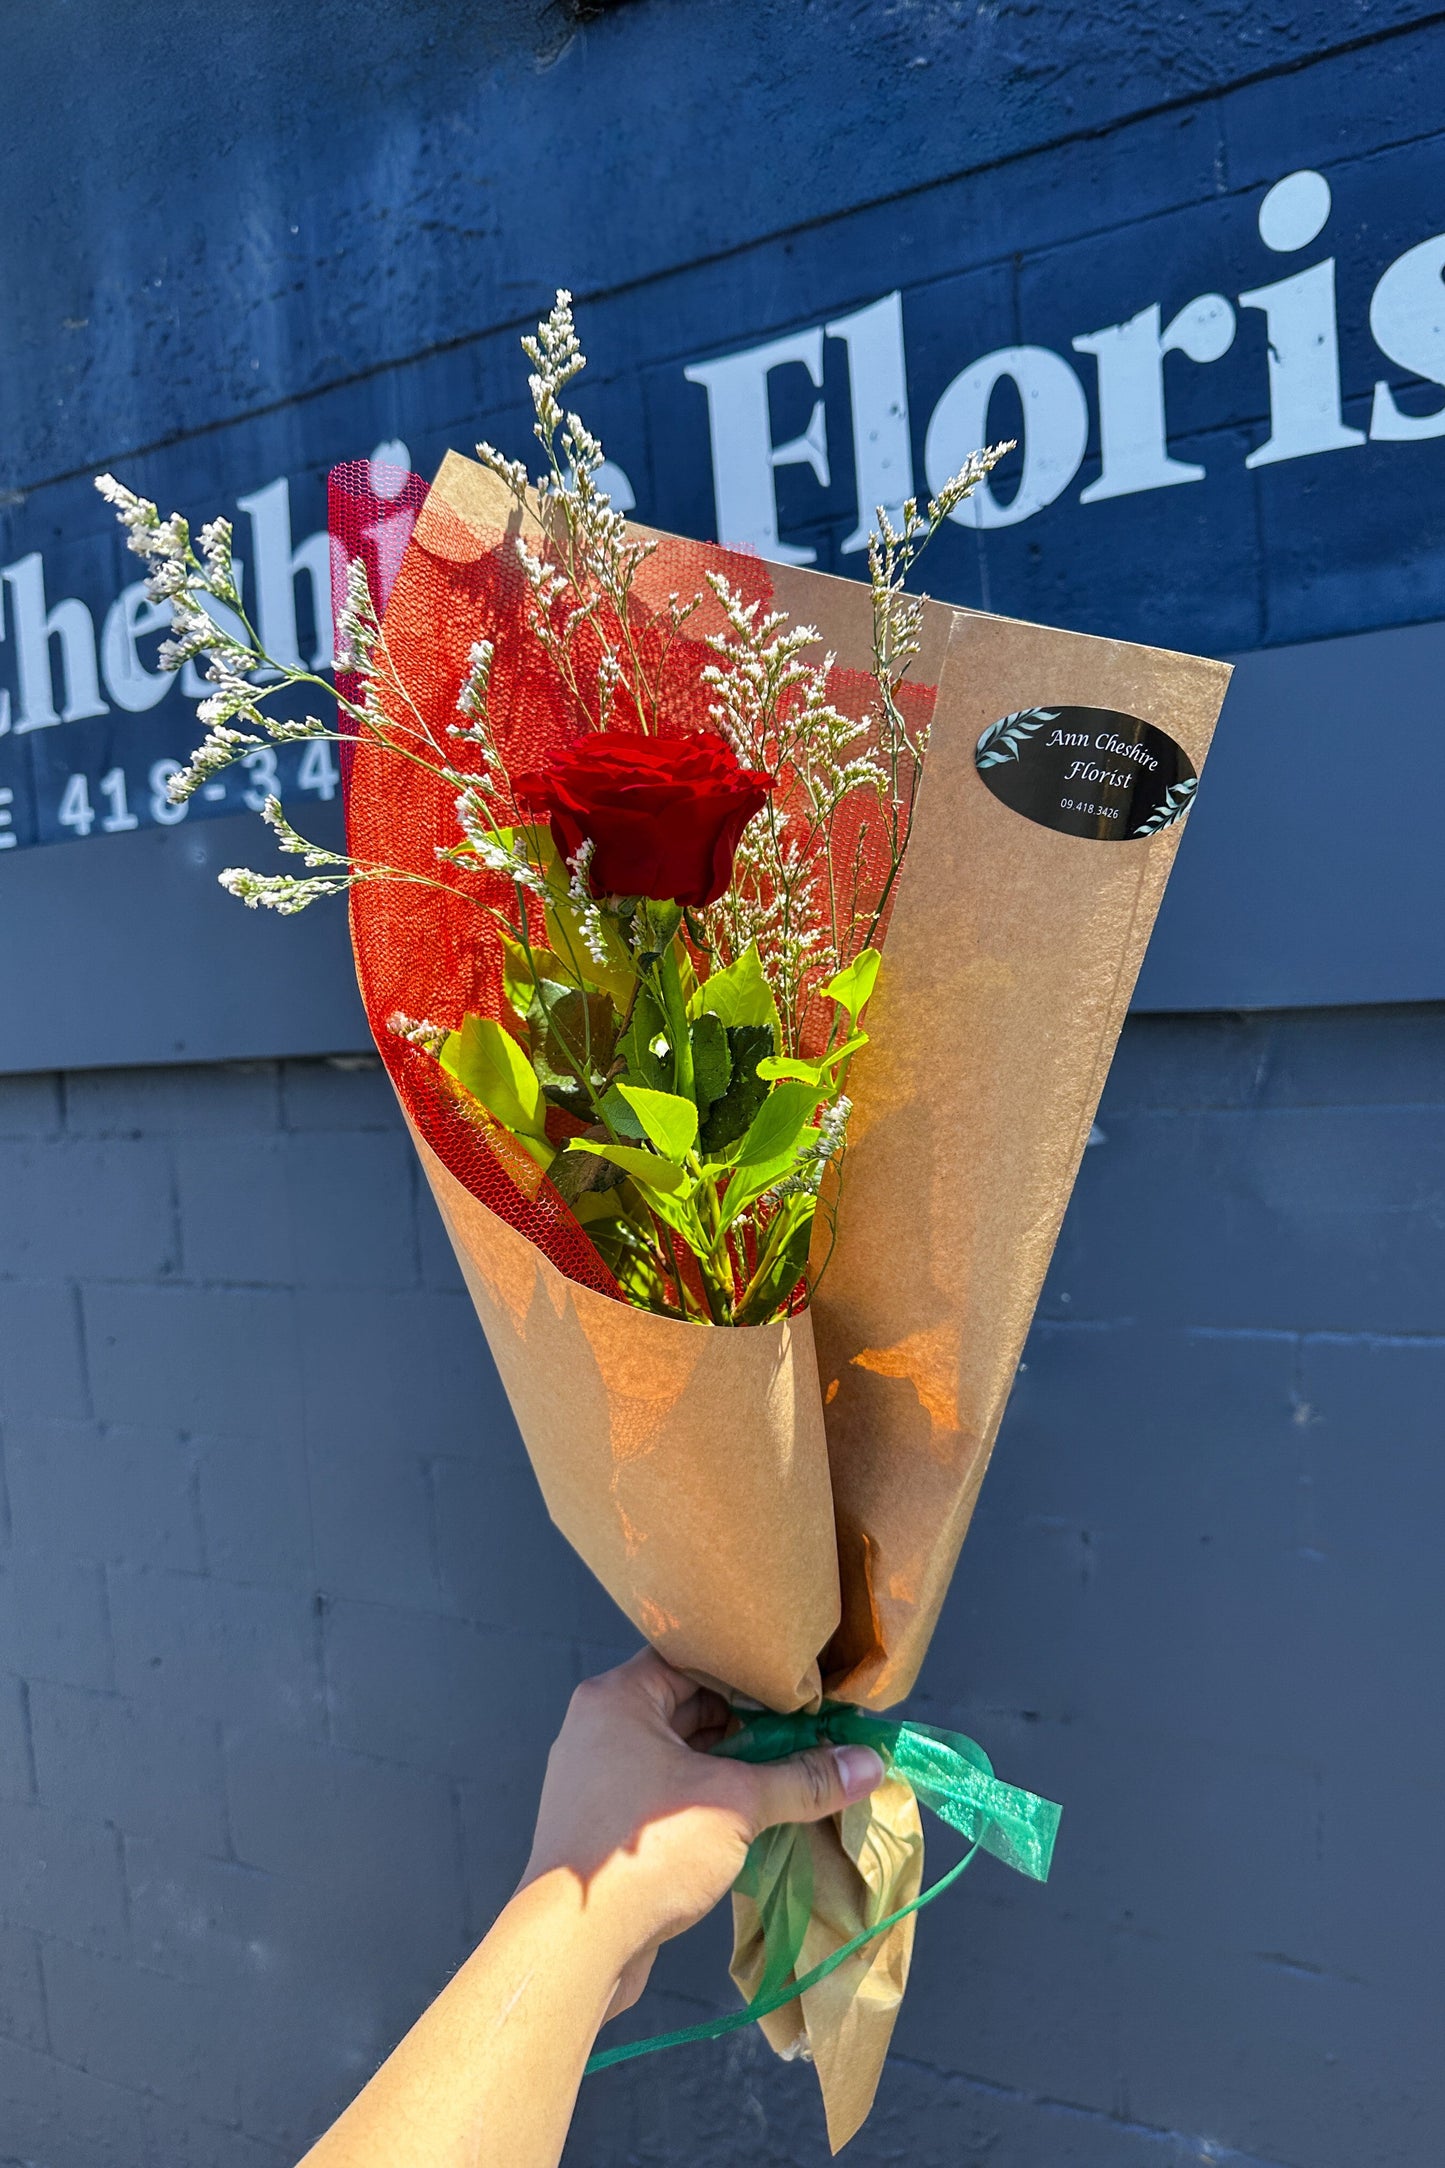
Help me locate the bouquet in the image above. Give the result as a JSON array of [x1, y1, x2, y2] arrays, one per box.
[[98, 294, 1230, 2148]]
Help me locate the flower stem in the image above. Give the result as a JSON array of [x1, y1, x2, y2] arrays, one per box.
[[656, 937, 695, 1105]]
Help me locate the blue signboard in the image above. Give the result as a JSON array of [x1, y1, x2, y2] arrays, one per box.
[[6, 59, 1445, 1065]]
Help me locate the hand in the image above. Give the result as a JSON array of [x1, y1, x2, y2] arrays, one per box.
[[519, 1648, 884, 2019]]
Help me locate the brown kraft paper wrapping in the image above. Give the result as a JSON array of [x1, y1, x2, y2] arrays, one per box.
[[369, 456, 1230, 2148], [810, 610, 1231, 1711], [730, 1775, 924, 2146], [408, 1120, 840, 1715]]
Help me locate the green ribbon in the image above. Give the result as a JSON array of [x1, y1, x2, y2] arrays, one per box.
[[585, 1703, 1061, 2076]]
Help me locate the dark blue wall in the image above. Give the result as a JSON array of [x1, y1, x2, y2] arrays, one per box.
[[1, 5, 1443, 2166], [1, 1017, 1441, 2168]]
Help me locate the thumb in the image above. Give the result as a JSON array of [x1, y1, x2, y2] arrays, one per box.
[[742, 1743, 885, 1833]]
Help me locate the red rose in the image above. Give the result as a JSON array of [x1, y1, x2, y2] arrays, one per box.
[[513, 731, 775, 908]]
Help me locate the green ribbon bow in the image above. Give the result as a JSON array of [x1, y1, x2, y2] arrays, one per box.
[[585, 1703, 1061, 2076]]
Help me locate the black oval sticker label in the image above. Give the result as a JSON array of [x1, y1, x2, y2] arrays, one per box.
[[975, 705, 1197, 842]]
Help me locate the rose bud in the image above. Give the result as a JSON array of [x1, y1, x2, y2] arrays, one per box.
[[513, 730, 775, 908]]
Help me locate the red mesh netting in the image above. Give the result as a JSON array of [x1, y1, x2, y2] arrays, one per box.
[[328, 459, 936, 1306]]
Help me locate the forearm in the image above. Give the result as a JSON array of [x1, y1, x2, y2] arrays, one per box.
[[299, 1870, 628, 2168], [294, 1654, 877, 2166]]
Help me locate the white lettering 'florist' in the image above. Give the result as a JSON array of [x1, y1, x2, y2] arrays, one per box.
[[5, 170, 1445, 747]]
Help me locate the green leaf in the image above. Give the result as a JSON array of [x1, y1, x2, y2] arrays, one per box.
[[718, 1125, 819, 1227], [572, 1188, 625, 1224], [823, 948, 882, 1025], [597, 1084, 647, 1140], [754, 1057, 820, 1085], [756, 1030, 868, 1089], [689, 1012, 731, 1111], [735, 1196, 818, 1326], [615, 1084, 699, 1163], [527, 981, 616, 1089], [515, 821, 560, 880], [699, 1023, 772, 1154], [617, 986, 672, 1093], [548, 1143, 621, 1204], [544, 898, 637, 1007], [633, 899, 684, 966], [566, 1139, 689, 1195], [575, 1200, 675, 1312], [692, 942, 780, 1042], [732, 1080, 819, 1170], [500, 936, 571, 1019], [715, 1081, 822, 1225], [441, 1015, 547, 1141]]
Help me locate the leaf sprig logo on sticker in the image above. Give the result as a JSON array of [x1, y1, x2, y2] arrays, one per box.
[[975, 706, 1060, 768]]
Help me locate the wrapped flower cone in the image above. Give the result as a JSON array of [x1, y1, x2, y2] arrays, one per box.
[[325, 448, 1228, 2148], [100, 298, 1229, 2152]]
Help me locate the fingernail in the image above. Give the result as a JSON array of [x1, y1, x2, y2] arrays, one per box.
[[834, 1745, 885, 1800]]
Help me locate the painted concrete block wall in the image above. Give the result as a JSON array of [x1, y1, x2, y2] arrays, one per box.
[[0, 1011, 1439, 2167]]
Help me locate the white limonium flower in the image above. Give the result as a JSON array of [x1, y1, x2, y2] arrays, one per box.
[[596, 646, 622, 729], [196, 677, 263, 731], [198, 517, 240, 606], [474, 442, 530, 498], [263, 714, 330, 743], [218, 868, 353, 913], [386, 1011, 450, 1055], [216, 798, 356, 911], [335, 557, 379, 674], [259, 795, 347, 865], [766, 1094, 853, 1204], [95, 475, 259, 680], [159, 594, 251, 675], [457, 638, 494, 714], [453, 789, 547, 894], [520, 289, 585, 443], [95, 474, 175, 559], [452, 639, 500, 761], [562, 410, 604, 481], [565, 839, 610, 967], [166, 723, 265, 802], [453, 785, 498, 854], [147, 513, 188, 561], [817, 1092, 852, 1156], [143, 555, 190, 603], [94, 471, 152, 523]]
